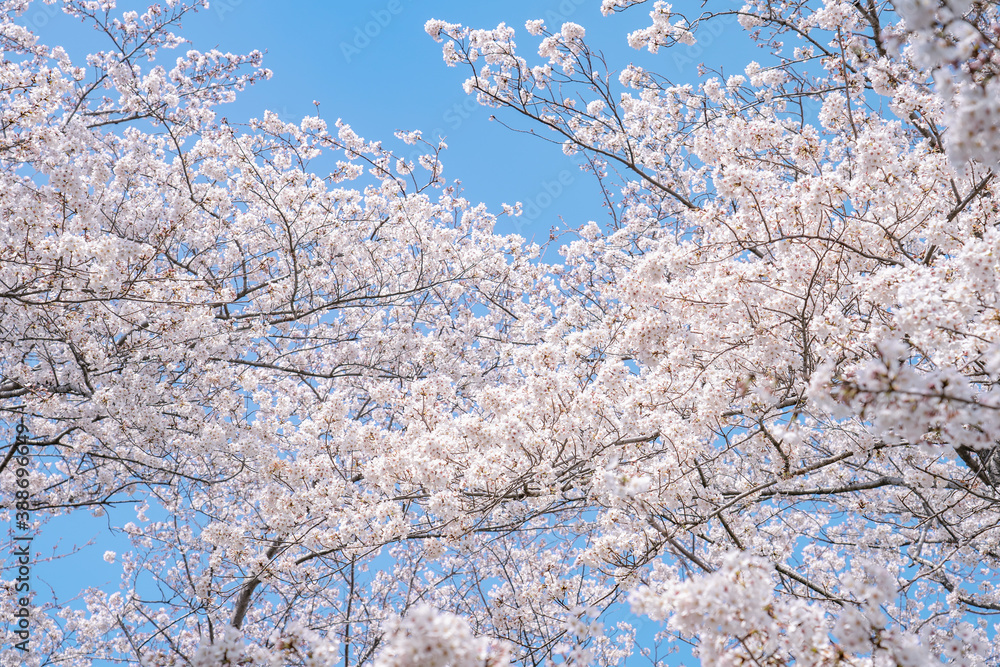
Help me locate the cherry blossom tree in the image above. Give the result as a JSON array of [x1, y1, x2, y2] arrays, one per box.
[[0, 2, 540, 664], [424, 1, 1000, 665], [3, 0, 1000, 666]]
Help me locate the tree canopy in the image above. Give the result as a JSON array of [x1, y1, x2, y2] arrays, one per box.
[[2, 1, 1000, 666]]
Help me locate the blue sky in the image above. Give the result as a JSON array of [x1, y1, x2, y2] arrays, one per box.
[[197, 0, 752, 245], [12, 0, 758, 662], [11, 2, 984, 664], [191, 0, 642, 245], [25, 0, 757, 245]]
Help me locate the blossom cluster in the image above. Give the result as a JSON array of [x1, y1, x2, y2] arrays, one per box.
[[4, 0, 1000, 666]]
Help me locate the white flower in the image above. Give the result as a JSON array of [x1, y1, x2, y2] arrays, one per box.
[[525, 19, 546, 36]]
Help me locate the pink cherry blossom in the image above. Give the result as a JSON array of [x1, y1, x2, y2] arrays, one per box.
[[3, 1, 1000, 666]]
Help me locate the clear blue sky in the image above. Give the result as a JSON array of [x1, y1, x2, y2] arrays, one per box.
[[16, 0, 756, 661]]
